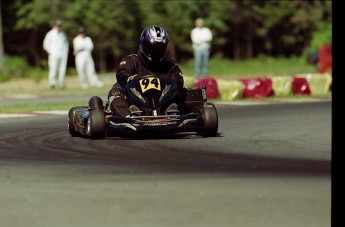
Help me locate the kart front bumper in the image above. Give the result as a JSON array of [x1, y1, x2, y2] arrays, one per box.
[[105, 113, 204, 136]]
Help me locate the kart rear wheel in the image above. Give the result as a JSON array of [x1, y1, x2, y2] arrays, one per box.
[[68, 108, 80, 137], [86, 109, 106, 139], [200, 103, 218, 137]]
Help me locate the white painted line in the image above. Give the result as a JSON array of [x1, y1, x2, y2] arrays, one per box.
[[0, 113, 35, 118], [215, 101, 269, 106], [6, 94, 39, 99], [0, 110, 68, 118], [33, 110, 68, 115]]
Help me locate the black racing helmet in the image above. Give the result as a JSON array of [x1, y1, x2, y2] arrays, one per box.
[[140, 25, 169, 62]]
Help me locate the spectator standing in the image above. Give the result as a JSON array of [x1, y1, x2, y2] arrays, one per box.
[[73, 27, 104, 89], [190, 18, 212, 79], [43, 20, 69, 89]]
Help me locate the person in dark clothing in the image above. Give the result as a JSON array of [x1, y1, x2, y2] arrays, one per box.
[[108, 25, 184, 117]]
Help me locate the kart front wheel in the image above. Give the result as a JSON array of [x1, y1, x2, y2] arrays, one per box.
[[89, 96, 104, 110], [200, 104, 218, 137], [68, 108, 80, 137], [86, 109, 106, 139]]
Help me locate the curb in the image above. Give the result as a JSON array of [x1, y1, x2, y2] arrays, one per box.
[[184, 73, 332, 100]]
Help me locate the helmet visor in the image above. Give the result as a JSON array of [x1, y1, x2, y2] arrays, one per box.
[[142, 42, 168, 62]]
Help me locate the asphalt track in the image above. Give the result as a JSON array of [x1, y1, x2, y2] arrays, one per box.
[[0, 100, 331, 227]]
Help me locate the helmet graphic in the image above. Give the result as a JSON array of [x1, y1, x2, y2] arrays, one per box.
[[140, 25, 169, 62]]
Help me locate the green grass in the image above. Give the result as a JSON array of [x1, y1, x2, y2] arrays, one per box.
[[1, 55, 318, 83], [0, 56, 326, 114], [0, 93, 331, 114], [180, 55, 318, 79], [0, 102, 86, 114]]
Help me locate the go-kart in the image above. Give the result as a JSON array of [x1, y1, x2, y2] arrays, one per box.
[[68, 75, 218, 139]]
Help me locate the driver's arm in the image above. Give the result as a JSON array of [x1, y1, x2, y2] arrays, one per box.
[[115, 55, 137, 88], [108, 55, 137, 98], [171, 66, 184, 93]]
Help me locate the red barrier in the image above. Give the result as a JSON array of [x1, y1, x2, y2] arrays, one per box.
[[194, 77, 219, 99], [292, 77, 311, 95], [239, 77, 274, 98], [318, 45, 332, 74]]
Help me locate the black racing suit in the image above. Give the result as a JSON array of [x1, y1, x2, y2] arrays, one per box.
[[108, 51, 184, 117]]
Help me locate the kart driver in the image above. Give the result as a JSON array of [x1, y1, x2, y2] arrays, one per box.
[[108, 25, 184, 117]]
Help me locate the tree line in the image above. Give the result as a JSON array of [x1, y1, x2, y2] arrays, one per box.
[[1, 0, 332, 72]]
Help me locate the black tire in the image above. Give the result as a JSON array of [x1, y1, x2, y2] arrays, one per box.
[[87, 109, 106, 139], [89, 96, 104, 110], [68, 108, 80, 137], [200, 103, 218, 137]]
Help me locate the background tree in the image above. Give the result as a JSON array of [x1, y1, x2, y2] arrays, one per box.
[[0, 0, 5, 71], [2, 0, 332, 72], [66, 0, 143, 72]]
